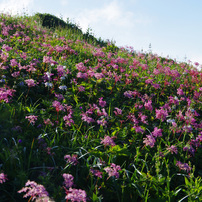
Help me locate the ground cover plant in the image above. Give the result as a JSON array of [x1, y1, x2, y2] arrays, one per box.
[[0, 13, 201, 202]]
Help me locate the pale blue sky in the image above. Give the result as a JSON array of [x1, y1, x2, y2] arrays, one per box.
[[0, 0, 202, 67]]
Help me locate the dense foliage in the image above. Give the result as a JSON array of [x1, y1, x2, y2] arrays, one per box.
[[0, 13, 201, 201]]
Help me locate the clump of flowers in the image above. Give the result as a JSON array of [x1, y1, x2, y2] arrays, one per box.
[[25, 115, 38, 125], [18, 180, 49, 201], [63, 173, 87, 202], [65, 188, 87, 202], [63, 173, 74, 188], [100, 135, 116, 147], [176, 161, 191, 173], [0, 172, 7, 184], [104, 163, 121, 179], [64, 154, 78, 165], [25, 79, 36, 87]]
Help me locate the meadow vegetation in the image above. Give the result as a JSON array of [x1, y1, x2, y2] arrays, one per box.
[[0, 13, 201, 201]]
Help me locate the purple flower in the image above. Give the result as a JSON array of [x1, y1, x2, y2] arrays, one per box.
[[0, 172, 7, 184], [144, 100, 153, 111], [52, 100, 64, 112], [167, 145, 178, 154], [177, 88, 184, 96], [176, 161, 191, 173], [64, 154, 78, 165], [78, 85, 85, 92], [63, 173, 74, 188], [98, 97, 106, 107], [143, 135, 156, 148], [76, 62, 87, 72], [65, 188, 87, 202], [81, 112, 94, 124], [114, 107, 122, 115], [100, 135, 116, 147], [104, 163, 121, 179], [25, 115, 38, 125], [133, 125, 145, 134], [152, 127, 162, 137], [25, 79, 36, 87], [155, 109, 168, 121], [97, 118, 107, 127], [10, 58, 18, 67], [18, 180, 49, 201], [90, 168, 103, 178]]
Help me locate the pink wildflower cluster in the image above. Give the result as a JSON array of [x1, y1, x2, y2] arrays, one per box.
[[63, 105, 74, 126], [81, 109, 94, 124], [25, 115, 38, 125], [52, 100, 65, 112], [0, 87, 15, 103], [63, 173, 74, 188], [155, 108, 168, 121], [143, 135, 156, 148], [114, 107, 122, 116], [25, 79, 36, 87], [64, 154, 78, 165], [100, 135, 116, 147], [63, 173, 87, 202], [167, 145, 178, 154], [0, 172, 7, 184], [104, 163, 121, 179], [90, 168, 103, 178], [65, 188, 87, 202], [176, 161, 191, 173], [98, 97, 106, 107], [18, 180, 49, 201]]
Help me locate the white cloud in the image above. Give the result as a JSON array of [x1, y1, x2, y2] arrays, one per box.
[[60, 0, 68, 6], [0, 0, 34, 15], [74, 0, 135, 33]]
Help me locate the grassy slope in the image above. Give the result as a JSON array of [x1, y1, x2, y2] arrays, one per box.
[[0, 13, 201, 201]]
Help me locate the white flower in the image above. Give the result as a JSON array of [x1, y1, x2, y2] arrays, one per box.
[[45, 82, 53, 87], [59, 85, 67, 90], [167, 119, 175, 123], [60, 76, 66, 80]]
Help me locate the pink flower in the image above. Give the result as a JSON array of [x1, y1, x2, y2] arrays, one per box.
[[177, 88, 184, 96], [133, 125, 145, 134], [64, 154, 78, 165], [76, 62, 87, 72], [176, 161, 191, 173], [25, 79, 36, 87], [25, 115, 38, 125], [18, 180, 49, 201], [10, 58, 18, 67], [0, 172, 7, 184], [144, 100, 153, 111], [167, 145, 178, 154], [152, 127, 162, 137], [44, 118, 54, 126], [98, 97, 106, 107], [65, 188, 87, 202], [97, 118, 107, 127], [104, 163, 121, 179], [114, 107, 122, 115], [78, 86, 85, 92], [52, 101, 64, 112], [143, 135, 156, 148], [90, 168, 103, 178], [100, 135, 116, 146], [155, 109, 168, 121], [0, 87, 15, 103], [63, 114, 74, 126], [63, 173, 74, 188]]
